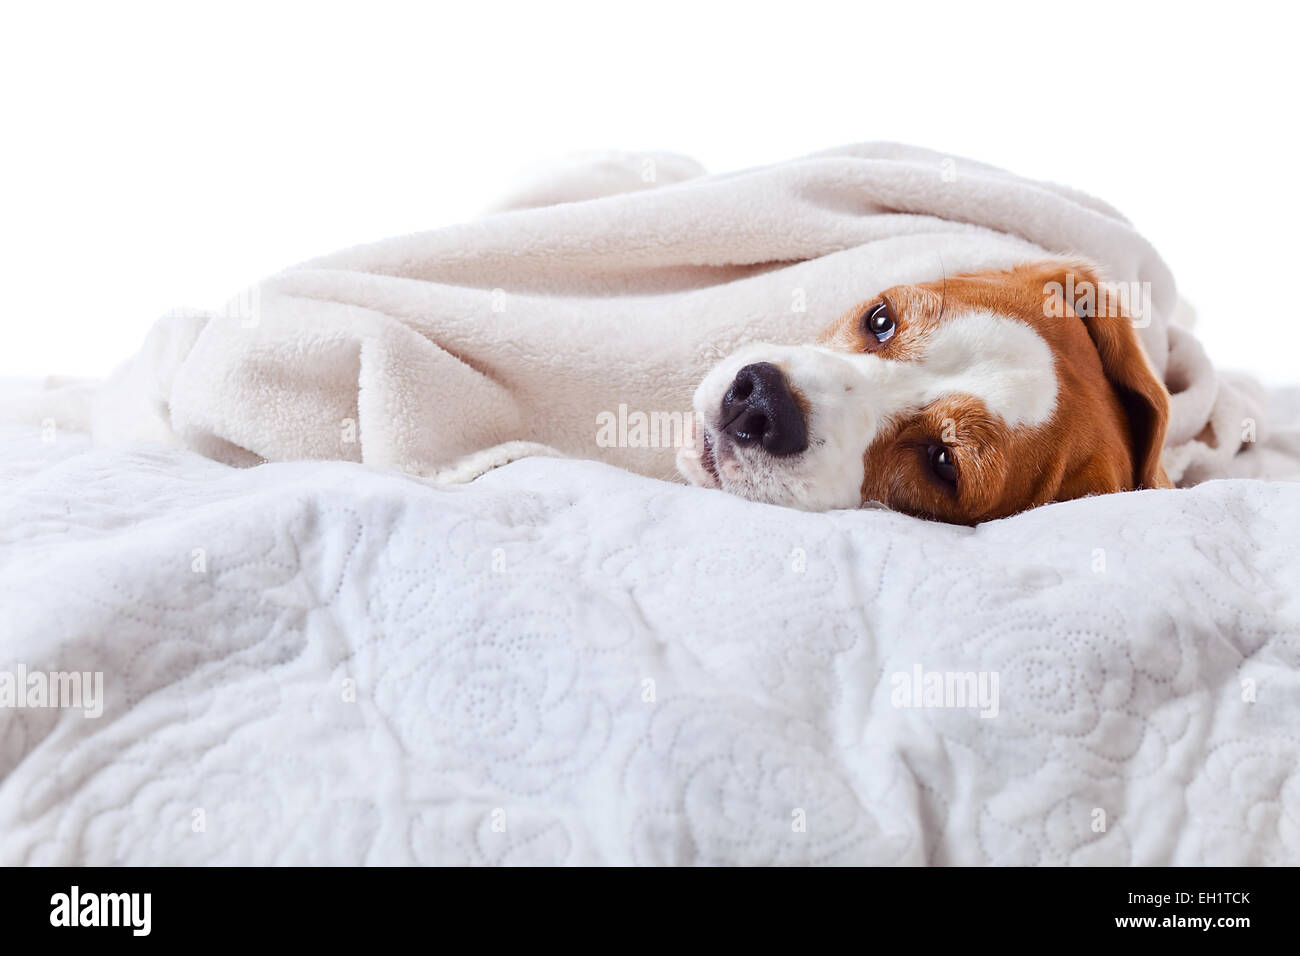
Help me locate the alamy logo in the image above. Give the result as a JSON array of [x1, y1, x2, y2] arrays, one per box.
[[595, 404, 695, 448], [1042, 273, 1153, 328], [50, 886, 151, 936], [0, 666, 103, 718], [890, 664, 999, 718]]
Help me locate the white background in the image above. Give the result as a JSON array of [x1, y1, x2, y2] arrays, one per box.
[[2, 0, 1296, 384]]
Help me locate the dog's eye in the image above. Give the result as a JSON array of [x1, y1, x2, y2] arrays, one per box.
[[863, 301, 896, 343], [928, 445, 958, 484]]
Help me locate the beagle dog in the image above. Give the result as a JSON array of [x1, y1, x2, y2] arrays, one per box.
[[677, 260, 1173, 523]]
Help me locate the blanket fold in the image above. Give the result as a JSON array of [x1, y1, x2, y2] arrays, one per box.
[[9, 143, 1297, 484]]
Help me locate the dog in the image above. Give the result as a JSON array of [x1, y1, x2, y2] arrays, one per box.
[[676, 259, 1173, 523]]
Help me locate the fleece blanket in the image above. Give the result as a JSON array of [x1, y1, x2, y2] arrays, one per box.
[[8, 143, 1299, 484], [1, 423, 1298, 865]]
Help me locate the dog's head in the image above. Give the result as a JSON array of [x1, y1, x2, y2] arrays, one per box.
[[677, 260, 1173, 522]]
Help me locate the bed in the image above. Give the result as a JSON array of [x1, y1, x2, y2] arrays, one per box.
[[2, 423, 1298, 865]]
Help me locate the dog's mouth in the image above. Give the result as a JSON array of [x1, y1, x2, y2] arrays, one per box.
[[699, 428, 720, 484], [676, 416, 724, 490]]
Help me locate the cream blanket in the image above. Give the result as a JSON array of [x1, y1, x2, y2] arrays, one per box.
[[10, 143, 1298, 485]]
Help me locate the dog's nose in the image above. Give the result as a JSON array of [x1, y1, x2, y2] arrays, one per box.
[[720, 362, 808, 456]]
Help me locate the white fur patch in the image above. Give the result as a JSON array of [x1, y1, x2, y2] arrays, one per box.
[[681, 310, 1058, 510]]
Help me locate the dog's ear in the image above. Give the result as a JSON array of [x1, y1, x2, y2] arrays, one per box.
[[1027, 259, 1173, 491], [1084, 311, 1174, 490]]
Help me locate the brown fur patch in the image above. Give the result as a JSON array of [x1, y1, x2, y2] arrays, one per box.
[[829, 259, 1172, 523]]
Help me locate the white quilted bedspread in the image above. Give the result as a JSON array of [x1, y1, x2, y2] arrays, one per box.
[[1, 425, 1298, 865]]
